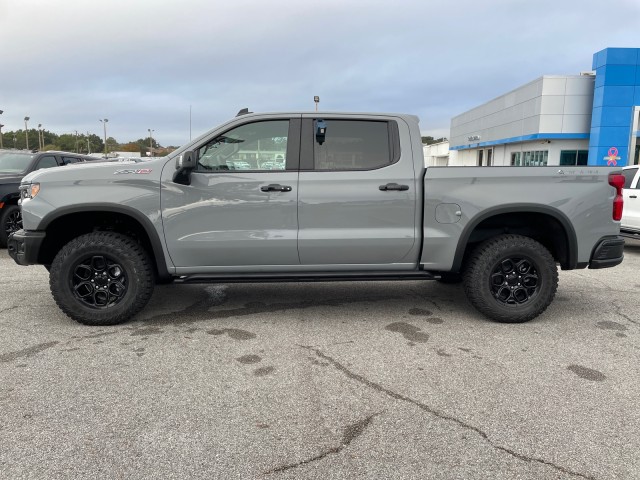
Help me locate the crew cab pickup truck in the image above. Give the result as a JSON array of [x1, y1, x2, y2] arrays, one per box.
[[7, 111, 625, 326], [0, 150, 100, 247], [621, 165, 640, 237]]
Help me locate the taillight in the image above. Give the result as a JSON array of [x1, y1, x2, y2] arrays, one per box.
[[608, 173, 624, 221]]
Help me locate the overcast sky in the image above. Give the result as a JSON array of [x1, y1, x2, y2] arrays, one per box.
[[1, 0, 639, 147]]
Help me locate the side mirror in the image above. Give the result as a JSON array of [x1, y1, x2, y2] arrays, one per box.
[[315, 119, 327, 145], [173, 150, 196, 185], [175, 150, 196, 170]]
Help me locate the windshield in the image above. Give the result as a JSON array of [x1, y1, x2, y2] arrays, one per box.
[[0, 151, 35, 174]]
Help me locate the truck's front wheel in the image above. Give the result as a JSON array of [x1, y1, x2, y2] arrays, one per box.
[[463, 234, 558, 323], [50, 232, 154, 326], [0, 205, 22, 248]]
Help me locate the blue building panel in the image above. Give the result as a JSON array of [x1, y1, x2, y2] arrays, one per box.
[[600, 48, 640, 66], [590, 107, 602, 128], [595, 126, 632, 146], [599, 65, 637, 86], [592, 86, 604, 108], [592, 145, 628, 166], [602, 86, 635, 106], [601, 106, 634, 127], [588, 48, 639, 166], [592, 51, 604, 70]]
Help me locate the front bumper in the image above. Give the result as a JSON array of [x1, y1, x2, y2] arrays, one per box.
[[7, 229, 45, 266], [589, 235, 624, 269]]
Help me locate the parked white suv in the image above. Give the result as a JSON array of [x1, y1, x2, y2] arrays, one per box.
[[621, 165, 640, 234]]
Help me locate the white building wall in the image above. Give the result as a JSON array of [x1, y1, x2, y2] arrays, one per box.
[[423, 141, 457, 166], [450, 75, 594, 150], [448, 139, 590, 166]]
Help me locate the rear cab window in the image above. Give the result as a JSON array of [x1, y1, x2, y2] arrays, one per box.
[[304, 119, 400, 171]]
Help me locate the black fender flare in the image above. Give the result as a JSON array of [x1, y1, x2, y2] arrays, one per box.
[[38, 203, 172, 281], [451, 204, 578, 272]]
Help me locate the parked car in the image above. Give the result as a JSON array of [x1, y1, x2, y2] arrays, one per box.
[[621, 165, 640, 235], [8, 112, 624, 326], [0, 150, 100, 247]]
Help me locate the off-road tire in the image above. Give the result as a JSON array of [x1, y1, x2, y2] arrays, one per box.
[[463, 234, 558, 323], [50, 232, 154, 326], [0, 205, 21, 248]]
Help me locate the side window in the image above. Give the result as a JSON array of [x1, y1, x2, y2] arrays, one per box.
[[622, 168, 638, 189], [313, 120, 394, 170], [62, 156, 80, 165], [36, 156, 59, 170], [196, 120, 289, 172]]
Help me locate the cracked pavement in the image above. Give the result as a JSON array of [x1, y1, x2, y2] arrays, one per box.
[[1, 240, 639, 479]]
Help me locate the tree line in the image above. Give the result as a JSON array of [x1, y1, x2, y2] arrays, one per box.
[[0, 129, 176, 156]]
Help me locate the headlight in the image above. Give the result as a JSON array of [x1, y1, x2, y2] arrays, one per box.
[[20, 183, 40, 200]]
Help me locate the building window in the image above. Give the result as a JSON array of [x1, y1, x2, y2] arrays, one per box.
[[477, 150, 484, 166], [560, 150, 588, 166], [510, 150, 548, 166]]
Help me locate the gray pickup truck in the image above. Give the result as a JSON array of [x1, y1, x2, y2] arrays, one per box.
[[7, 111, 625, 326]]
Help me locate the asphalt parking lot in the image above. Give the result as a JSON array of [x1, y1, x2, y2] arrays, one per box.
[[1, 242, 639, 480]]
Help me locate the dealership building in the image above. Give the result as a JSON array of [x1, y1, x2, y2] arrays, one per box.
[[444, 47, 640, 167]]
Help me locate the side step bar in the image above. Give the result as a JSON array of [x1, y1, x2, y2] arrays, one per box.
[[174, 271, 438, 284]]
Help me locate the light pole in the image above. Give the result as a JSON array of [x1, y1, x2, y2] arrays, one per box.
[[38, 124, 42, 150], [24, 116, 30, 150], [74, 130, 79, 153], [0, 109, 3, 149], [86, 131, 91, 154], [99, 119, 108, 157], [148, 128, 154, 157]]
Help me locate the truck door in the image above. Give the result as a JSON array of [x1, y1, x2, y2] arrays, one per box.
[[297, 116, 419, 268], [161, 118, 301, 270]]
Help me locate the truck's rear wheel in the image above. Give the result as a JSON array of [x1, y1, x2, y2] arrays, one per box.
[[463, 234, 557, 323], [49, 232, 154, 326], [0, 205, 22, 248]]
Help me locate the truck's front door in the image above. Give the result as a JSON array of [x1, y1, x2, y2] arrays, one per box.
[[161, 118, 301, 270], [297, 116, 419, 268]]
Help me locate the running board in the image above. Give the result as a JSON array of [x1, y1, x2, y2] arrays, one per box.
[[174, 271, 438, 284]]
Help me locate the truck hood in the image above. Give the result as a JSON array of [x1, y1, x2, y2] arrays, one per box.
[[0, 173, 23, 184], [21, 157, 167, 184]]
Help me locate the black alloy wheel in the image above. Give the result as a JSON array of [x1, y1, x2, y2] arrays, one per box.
[[71, 255, 128, 309], [490, 256, 539, 306]]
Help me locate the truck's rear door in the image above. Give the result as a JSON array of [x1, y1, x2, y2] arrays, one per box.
[[296, 115, 419, 268]]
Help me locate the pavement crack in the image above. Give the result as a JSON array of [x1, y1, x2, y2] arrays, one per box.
[[0, 306, 20, 316], [263, 412, 380, 475], [611, 301, 639, 327], [299, 345, 596, 480]]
